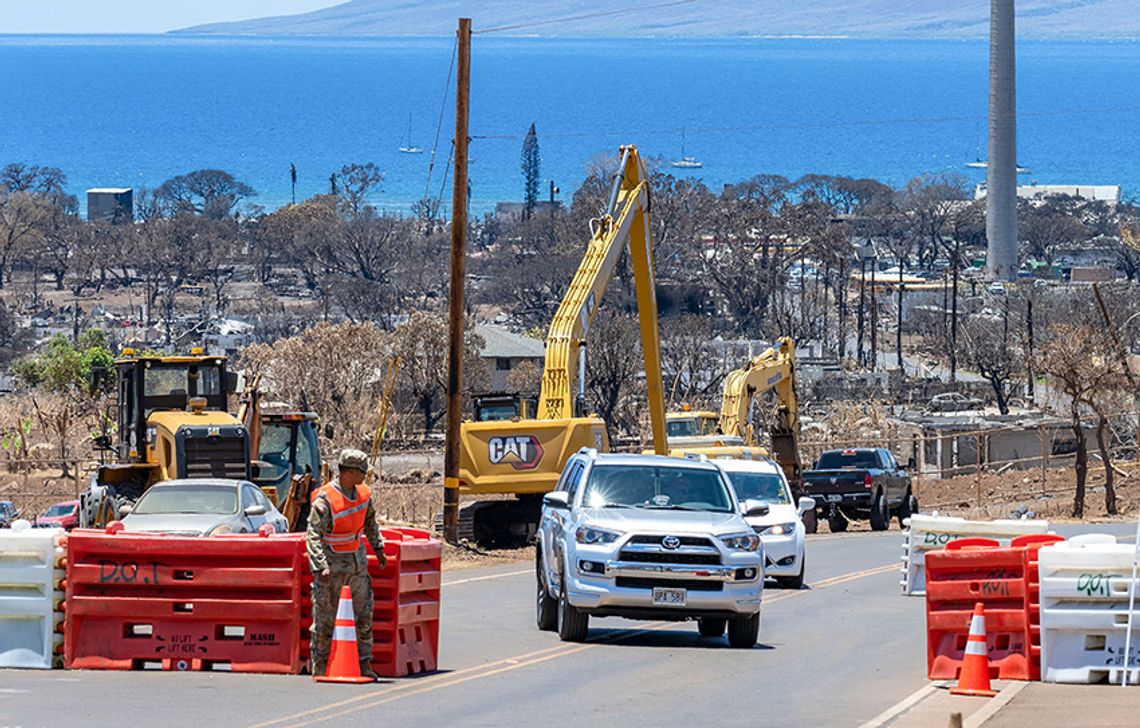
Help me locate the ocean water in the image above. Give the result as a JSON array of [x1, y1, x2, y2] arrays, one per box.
[[0, 34, 1137, 215]]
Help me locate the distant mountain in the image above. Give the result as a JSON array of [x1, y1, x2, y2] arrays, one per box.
[[177, 0, 1140, 38]]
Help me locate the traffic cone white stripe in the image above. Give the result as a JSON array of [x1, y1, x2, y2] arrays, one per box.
[[965, 639, 988, 657], [332, 625, 357, 642], [969, 615, 986, 636], [336, 595, 355, 620]]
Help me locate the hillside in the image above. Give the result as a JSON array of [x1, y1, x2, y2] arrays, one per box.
[[176, 0, 1140, 38]]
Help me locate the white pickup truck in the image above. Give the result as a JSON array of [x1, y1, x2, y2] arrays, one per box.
[[535, 450, 765, 648]]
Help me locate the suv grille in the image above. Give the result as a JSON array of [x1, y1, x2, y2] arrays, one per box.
[[627, 535, 715, 548], [615, 577, 724, 592], [619, 550, 720, 565]]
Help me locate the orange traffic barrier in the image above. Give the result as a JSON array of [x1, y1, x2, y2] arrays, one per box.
[[314, 585, 373, 684], [950, 602, 998, 697], [64, 527, 305, 674], [925, 533, 1063, 681], [300, 527, 441, 678]]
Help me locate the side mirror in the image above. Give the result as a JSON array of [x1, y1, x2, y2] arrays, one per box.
[[118, 504, 133, 517], [244, 505, 267, 517], [323, 423, 335, 440], [92, 434, 113, 451], [742, 499, 770, 518], [224, 371, 240, 395], [906, 456, 916, 470], [542, 492, 570, 510], [797, 497, 816, 514]]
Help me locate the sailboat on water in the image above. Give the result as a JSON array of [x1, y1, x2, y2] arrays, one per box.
[[670, 128, 703, 169], [965, 123, 1029, 173], [399, 114, 423, 154]]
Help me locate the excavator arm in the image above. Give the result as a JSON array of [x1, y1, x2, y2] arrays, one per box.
[[538, 145, 667, 454], [718, 337, 802, 484]]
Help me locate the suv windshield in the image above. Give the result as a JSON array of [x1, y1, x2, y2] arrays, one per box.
[[132, 484, 237, 515], [724, 472, 790, 504], [44, 503, 76, 517], [817, 450, 878, 469], [581, 465, 734, 512]]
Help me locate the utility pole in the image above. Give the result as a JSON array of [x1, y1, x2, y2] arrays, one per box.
[[896, 266, 904, 373], [857, 258, 866, 367], [1026, 295, 1034, 399], [870, 259, 878, 372], [442, 17, 472, 545], [290, 163, 297, 206], [950, 239, 960, 383]]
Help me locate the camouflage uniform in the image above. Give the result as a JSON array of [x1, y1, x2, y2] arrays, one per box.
[[306, 451, 385, 676]]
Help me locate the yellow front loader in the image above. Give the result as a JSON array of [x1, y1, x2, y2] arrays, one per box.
[[456, 146, 668, 544]]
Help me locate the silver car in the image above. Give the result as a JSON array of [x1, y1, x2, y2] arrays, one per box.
[[120, 479, 288, 536]]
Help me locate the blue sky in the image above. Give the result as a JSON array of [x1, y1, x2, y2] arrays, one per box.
[[0, 1, 337, 33]]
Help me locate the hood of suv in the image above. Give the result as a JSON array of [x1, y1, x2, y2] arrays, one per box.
[[579, 507, 748, 536]]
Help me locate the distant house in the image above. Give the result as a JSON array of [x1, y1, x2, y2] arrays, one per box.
[[87, 188, 133, 223], [974, 183, 1121, 204], [494, 201, 562, 221], [474, 324, 545, 390]]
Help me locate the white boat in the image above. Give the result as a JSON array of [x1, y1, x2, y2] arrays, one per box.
[[670, 128, 703, 169], [965, 160, 1032, 174], [399, 113, 423, 154]]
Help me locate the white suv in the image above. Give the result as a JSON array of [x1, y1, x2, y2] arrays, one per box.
[[535, 450, 765, 648], [715, 458, 815, 589]]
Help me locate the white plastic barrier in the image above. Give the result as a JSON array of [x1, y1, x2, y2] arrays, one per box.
[[1039, 534, 1140, 684], [0, 521, 65, 669], [899, 513, 1050, 596]]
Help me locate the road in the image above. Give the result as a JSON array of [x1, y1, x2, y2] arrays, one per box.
[[2, 523, 1134, 727]]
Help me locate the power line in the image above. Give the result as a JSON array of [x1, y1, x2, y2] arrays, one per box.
[[474, 0, 697, 35], [469, 104, 1140, 142], [421, 34, 459, 211]]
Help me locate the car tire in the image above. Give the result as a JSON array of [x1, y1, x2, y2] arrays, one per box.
[[727, 613, 760, 648], [827, 513, 848, 533], [698, 618, 726, 638], [535, 553, 557, 632], [869, 493, 890, 531], [776, 557, 805, 589], [557, 577, 589, 642], [801, 508, 818, 535], [897, 492, 919, 529]]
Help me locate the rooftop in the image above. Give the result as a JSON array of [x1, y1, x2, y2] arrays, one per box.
[[473, 324, 546, 360]]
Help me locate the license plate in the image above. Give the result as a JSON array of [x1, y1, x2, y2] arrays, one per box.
[[652, 587, 687, 606], [826, 494, 843, 503]]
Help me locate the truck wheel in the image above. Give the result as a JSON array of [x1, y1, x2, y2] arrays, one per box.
[[557, 577, 589, 642], [897, 493, 919, 528], [535, 552, 557, 632], [869, 493, 890, 531], [727, 613, 759, 648], [827, 513, 847, 533], [698, 618, 726, 638], [801, 509, 818, 535]]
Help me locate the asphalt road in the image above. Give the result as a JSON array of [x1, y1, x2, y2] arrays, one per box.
[[3, 522, 1134, 728]]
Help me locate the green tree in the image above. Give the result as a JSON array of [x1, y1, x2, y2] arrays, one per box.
[[520, 123, 541, 220]]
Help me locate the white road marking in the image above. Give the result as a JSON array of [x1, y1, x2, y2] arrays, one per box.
[[442, 568, 531, 586], [856, 682, 940, 728]]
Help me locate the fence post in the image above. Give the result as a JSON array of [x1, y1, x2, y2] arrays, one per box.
[[975, 433, 983, 507], [1038, 425, 1047, 496]]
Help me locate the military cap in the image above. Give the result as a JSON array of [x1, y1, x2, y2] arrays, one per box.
[[337, 448, 370, 472]]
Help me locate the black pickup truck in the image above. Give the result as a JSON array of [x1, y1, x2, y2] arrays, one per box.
[[802, 448, 917, 533]]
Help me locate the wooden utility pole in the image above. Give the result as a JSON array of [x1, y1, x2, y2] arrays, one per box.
[[442, 17, 472, 545]]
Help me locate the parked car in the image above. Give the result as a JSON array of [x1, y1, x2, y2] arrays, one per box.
[[802, 448, 917, 532], [928, 392, 984, 412], [119, 479, 288, 536], [0, 500, 18, 528], [535, 449, 764, 648], [35, 500, 80, 530], [715, 458, 814, 589], [987, 281, 1007, 296]]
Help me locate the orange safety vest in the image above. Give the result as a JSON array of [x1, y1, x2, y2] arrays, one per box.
[[312, 483, 372, 553]]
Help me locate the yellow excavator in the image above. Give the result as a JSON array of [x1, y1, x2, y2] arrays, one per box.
[[456, 145, 668, 544], [667, 337, 802, 488]]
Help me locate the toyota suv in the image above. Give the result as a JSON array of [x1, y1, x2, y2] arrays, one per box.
[[535, 450, 765, 648]]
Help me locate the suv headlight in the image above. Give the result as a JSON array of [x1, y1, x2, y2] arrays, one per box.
[[575, 526, 622, 545], [761, 522, 798, 536], [719, 532, 761, 552]]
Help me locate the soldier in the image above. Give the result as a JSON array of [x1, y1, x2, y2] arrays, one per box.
[[306, 448, 386, 679]]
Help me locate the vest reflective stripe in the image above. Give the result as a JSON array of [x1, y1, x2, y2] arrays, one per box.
[[314, 483, 372, 553]]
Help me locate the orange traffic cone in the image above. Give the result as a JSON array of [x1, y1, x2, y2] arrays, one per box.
[[314, 585, 374, 684], [950, 602, 997, 697]]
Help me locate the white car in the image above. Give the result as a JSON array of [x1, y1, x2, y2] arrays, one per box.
[[120, 479, 288, 536], [536, 450, 764, 648], [715, 458, 814, 589]]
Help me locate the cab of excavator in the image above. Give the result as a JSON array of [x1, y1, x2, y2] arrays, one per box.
[[112, 351, 238, 463]]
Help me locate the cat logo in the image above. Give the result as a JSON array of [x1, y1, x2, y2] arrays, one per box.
[[488, 435, 544, 470]]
